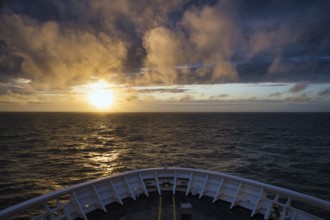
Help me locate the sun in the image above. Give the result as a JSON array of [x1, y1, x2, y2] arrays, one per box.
[[86, 81, 115, 110], [88, 90, 114, 109]]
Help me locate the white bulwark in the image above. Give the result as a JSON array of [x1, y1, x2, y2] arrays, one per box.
[[0, 167, 329, 220]]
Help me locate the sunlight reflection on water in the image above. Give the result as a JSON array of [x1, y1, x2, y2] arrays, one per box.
[[86, 151, 120, 175]]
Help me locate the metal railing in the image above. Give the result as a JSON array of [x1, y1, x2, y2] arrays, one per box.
[[0, 167, 329, 219]]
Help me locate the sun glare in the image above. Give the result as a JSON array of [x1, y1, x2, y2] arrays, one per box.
[[86, 81, 114, 110]]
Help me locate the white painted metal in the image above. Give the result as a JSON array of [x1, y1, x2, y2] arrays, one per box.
[[212, 178, 224, 203], [186, 172, 193, 196], [110, 181, 123, 205], [0, 167, 329, 220], [138, 173, 149, 197], [154, 172, 161, 195], [92, 185, 106, 212], [251, 187, 264, 217], [198, 175, 208, 199], [172, 170, 177, 195], [71, 191, 87, 220], [230, 182, 242, 209], [282, 198, 292, 220], [264, 193, 279, 219], [124, 176, 136, 201]]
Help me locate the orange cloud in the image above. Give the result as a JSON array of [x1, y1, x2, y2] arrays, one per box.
[[0, 14, 127, 90]]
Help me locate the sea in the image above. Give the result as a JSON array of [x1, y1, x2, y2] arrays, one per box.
[[0, 112, 330, 217]]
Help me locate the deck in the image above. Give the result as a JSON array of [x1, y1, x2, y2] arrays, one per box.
[[87, 191, 264, 220]]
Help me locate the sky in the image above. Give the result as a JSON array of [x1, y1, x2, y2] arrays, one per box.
[[0, 0, 330, 112]]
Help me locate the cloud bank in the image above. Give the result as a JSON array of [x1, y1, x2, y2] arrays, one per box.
[[0, 0, 330, 94]]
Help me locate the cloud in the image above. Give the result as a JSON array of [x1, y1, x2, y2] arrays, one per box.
[[89, 0, 183, 33], [248, 24, 299, 58], [180, 94, 193, 102], [0, 89, 62, 105], [180, 1, 239, 82], [87, 0, 187, 74], [289, 82, 308, 93], [318, 88, 330, 97], [0, 13, 127, 90], [135, 1, 240, 85], [138, 27, 188, 85], [269, 92, 282, 97], [284, 94, 310, 103], [0, 1, 195, 89], [136, 88, 190, 94], [1, 0, 330, 96], [210, 94, 229, 100], [244, 1, 330, 81]]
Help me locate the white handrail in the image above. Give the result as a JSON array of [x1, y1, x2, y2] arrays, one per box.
[[0, 167, 329, 219], [171, 167, 330, 210]]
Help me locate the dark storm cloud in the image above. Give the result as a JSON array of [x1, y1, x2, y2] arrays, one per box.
[[0, 0, 330, 94], [241, 0, 330, 82]]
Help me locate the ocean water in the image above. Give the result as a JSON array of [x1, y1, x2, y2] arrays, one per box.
[[0, 112, 330, 214]]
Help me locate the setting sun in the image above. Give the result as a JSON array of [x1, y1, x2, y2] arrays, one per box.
[[88, 90, 114, 109], [85, 81, 115, 110]]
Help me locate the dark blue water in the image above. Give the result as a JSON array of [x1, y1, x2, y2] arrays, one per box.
[[0, 112, 330, 212]]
